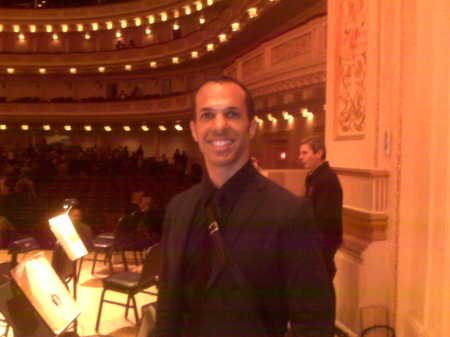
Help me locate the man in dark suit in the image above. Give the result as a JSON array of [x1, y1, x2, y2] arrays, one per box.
[[154, 76, 334, 337]]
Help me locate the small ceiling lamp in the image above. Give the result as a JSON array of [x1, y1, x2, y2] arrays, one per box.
[[207, 43, 214, 51], [85, 32, 91, 39], [207, 0, 213, 5], [150, 62, 157, 68], [21, 125, 29, 130], [283, 111, 293, 120], [199, 17, 205, 25], [248, 8, 258, 18], [218, 34, 227, 43], [77, 24, 83, 32], [84, 125, 92, 131], [98, 67, 105, 72], [231, 22, 240, 31], [107, 22, 113, 29], [175, 124, 183, 131], [29, 25, 36, 33], [173, 9, 180, 18], [7, 68, 14, 74], [39, 68, 46, 74], [19, 33, 25, 40], [146, 27, 152, 35], [158, 125, 166, 131], [160, 12, 167, 21], [0, 25, 3, 32], [267, 113, 276, 122], [172, 57, 179, 64], [125, 65, 132, 71], [13, 25, 20, 33], [61, 24, 68, 32], [141, 125, 149, 131], [196, 2, 203, 11], [53, 33, 58, 40], [191, 51, 199, 59], [70, 68, 77, 74], [43, 125, 51, 130], [184, 6, 191, 15], [148, 15, 155, 24], [120, 20, 127, 28], [0, 125, 6, 130], [173, 23, 179, 30], [46, 25, 52, 33], [123, 126, 131, 131], [116, 31, 122, 38], [64, 125, 71, 131], [92, 23, 98, 31], [134, 18, 141, 26], [104, 126, 112, 131], [301, 108, 313, 119]]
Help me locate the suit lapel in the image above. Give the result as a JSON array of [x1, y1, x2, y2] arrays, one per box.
[[205, 174, 267, 291]]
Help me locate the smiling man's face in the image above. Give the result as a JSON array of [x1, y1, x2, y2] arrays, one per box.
[[190, 81, 257, 175]]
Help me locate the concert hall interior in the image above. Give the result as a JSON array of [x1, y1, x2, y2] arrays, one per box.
[[0, 0, 449, 336]]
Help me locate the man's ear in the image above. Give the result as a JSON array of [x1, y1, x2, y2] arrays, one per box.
[[190, 120, 198, 142], [248, 118, 258, 139], [316, 149, 324, 159]]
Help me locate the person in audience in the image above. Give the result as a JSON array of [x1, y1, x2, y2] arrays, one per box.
[[116, 40, 126, 50], [128, 39, 137, 48], [154, 76, 334, 336], [124, 190, 145, 215]]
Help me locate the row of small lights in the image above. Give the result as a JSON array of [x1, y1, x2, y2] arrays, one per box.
[[2, 3, 275, 75], [0, 124, 184, 131], [254, 109, 314, 123], [0, 0, 220, 34]]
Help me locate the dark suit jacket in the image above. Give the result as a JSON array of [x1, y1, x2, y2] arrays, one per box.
[[154, 169, 334, 337]]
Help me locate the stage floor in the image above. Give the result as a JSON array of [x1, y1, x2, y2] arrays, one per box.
[[0, 249, 157, 337]]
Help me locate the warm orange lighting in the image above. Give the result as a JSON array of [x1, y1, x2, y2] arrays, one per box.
[[175, 125, 183, 131], [207, 0, 213, 5], [280, 152, 286, 160], [283, 111, 293, 120], [146, 27, 152, 35], [64, 125, 71, 131], [248, 8, 258, 18], [160, 12, 167, 21], [53, 33, 58, 40], [43, 125, 51, 130], [199, 17, 205, 25], [85, 32, 90, 39], [231, 22, 240, 31], [39, 68, 46, 74], [150, 62, 157, 68], [125, 65, 132, 71], [46, 25, 52, 33], [29, 25, 36, 33], [92, 23, 98, 31], [191, 51, 199, 58], [0, 25, 3, 32], [7, 68, 14, 74], [19, 34, 25, 40], [267, 114, 276, 122], [116, 31, 121, 38], [158, 125, 166, 131], [70, 68, 77, 74], [134, 18, 141, 26], [0, 125, 6, 130], [84, 125, 92, 131], [21, 125, 29, 130], [148, 15, 155, 24], [184, 6, 191, 15], [219, 34, 227, 43], [173, 9, 180, 18], [107, 22, 113, 29], [121, 20, 127, 28], [98, 67, 105, 72], [173, 23, 179, 30], [123, 126, 131, 131], [141, 125, 149, 131], [61, 24, 68, 32], [104, 126, 112, 131], [207, 43, 214, 51], [196, 2, 203, 11], [13, 25, 20, 33], [172, 57, 179, 64], [77, 24, 83, 32]]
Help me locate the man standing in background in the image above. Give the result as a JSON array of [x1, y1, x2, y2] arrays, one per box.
[[299, 136, 343, 281]]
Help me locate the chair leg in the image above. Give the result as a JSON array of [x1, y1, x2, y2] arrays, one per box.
[[121, 249, 128, 272], [77, 257, 84, 280], [125, 294, 131, 318], [107, 249, 114, 274], [95, 288, 108, 332], [130, 295, 139, 324], [91, 251, 99, 275]]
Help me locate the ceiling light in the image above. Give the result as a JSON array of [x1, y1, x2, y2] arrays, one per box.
[[85, 32, 90, 39], [104, 126, 112, 131], [64, 125, 71, 131], [43, 125, 51, 130], [0, 125, 6, 130], [196, 2, 203, 11], [116, 31, 121, 38], [13, 25, 20, 33], [141, 125, 149, 131], [29, 25, 36, 33], [19, 34, 25, 40], [160, 12, 167, 21], [150, 62, 157, 68], [53, 33, 58, 40], [172, 57, 179, 64], [125, 65, 132, 70], [84, 125, 92, 131], [207, 43, 214, 51], [121, 20, 127, 28], [191, 51, 198, 58], [248, 8, 258, 18], [173, 23, 179, 30], [146, 27, 152, 35], [148, 15, 155, 24], [70, 68, 77, 74], [231, 22, 240, 31], [134, 18, 141, 26], [77, 24, 83, 32], [218, 34, 227, 42], [301, 108, 313, 119], [107, 22, 113, 29], [184, 6, 191, 15], [283, 111, 293, 120], [46, 25, 52, 33], [0, 25, 3, 32], [158, 125, 166, 131], [98, 67, 105, 72], [173, 9, 180, 18], [92, 23, 98, 31], [175, 124, 183, 131], [123, 126, 131, 131], [267, 113, 276, 122], [199, 17, 205, 25], [61, 24, 68, 32], [39, 68, 46, 74], [21, 125, 29, 130], [207, 0, 213, 5], [7, 68, 14, 74]]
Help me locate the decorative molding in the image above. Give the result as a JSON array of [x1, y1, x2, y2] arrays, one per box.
[[241, 53, 265, 79], [270, 32, 312, 66], [334, 0, 368, 139]]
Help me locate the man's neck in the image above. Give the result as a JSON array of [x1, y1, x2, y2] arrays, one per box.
[[206, 160, 248, 188]]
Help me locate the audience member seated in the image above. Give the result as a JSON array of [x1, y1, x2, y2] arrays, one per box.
[[116, 40, 126, 50], [128, 39, 137, 48]]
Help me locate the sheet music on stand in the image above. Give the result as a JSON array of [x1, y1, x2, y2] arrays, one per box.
[[10, 252, 81, 335]]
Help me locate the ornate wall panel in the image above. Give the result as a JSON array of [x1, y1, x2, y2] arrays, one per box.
[[270, 33, 312, 66], [334, 0, 368, 139]]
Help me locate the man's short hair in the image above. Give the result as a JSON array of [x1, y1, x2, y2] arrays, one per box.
[[300, 136, 327, 160], [191, 75, 255, 121]]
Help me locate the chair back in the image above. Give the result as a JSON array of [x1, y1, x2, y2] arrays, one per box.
[[139, 242, 162, 289], [114, 215, 137, 245]]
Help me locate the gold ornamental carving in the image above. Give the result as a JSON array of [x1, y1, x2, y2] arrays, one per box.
[[334, 0, 367, 139], [270, 33, 312, 66], [242, 53, 264, 79]]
